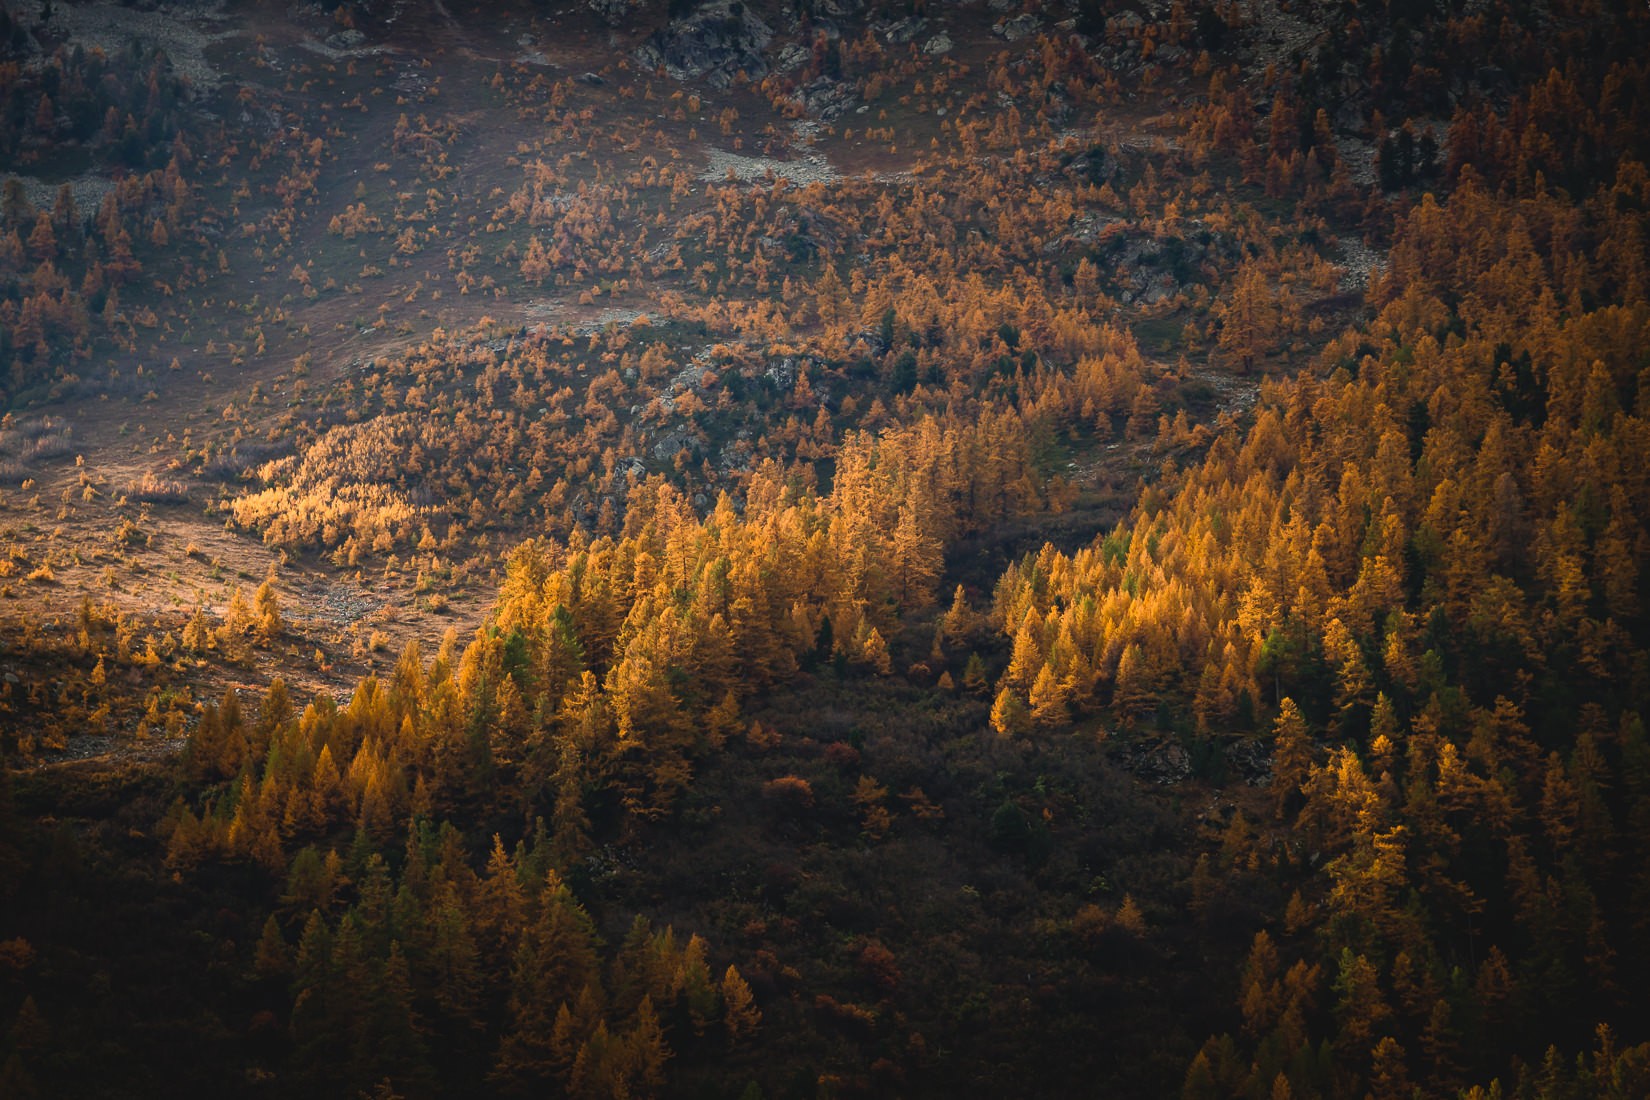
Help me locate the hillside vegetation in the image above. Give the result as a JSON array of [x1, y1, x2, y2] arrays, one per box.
[[1, 0, 1648, 1097]]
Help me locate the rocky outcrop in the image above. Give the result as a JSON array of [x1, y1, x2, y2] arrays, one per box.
[[1225, 740, 1273, 786], [994, 13, 1042, 41], [585, 0, 643, 24], [797, 76, 859, 121], [326, 28, 367, 50], [633, 0, 773, 89], [880, 16, 926, 44], [922, 31, 953, 55], [774, 42, 811, 72], [1123, 738, 1193, 785], [1064, 145, 1120, 186]]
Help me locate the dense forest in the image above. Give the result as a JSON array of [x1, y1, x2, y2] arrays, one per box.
[[1, 0, 1648, 1096]]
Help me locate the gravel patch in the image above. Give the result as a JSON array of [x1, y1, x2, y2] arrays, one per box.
[[2, 173, 114, 218], [1187, 363, 1261, 419], [581, 307, 647, 333], [522, 301, 650, 335], [38, 0, 237, 92], [294, 580, 382, 631], [295, 35, 394, 61], [1241, 0, 1322, 76], [1341, 134, 1378, 188], [1335, 237, 1386, 292], [700, 147, 840, 185], [26, 732, 187, 770], [791, 119, 827, 144]]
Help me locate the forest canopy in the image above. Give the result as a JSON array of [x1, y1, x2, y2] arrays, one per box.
[[1, 0, 1648, 1097]]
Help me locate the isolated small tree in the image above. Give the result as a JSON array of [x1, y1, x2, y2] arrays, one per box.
[[252, 914, 291, 980], [1216, 263, 1278, 373], [861, 627, 892, 675], [990, 686, 1030, 737], [721, 965, 760, 1046], [520, 236, 552, 285], [182, 605, 212, 652], [223, 586, 254, 637], [254, 580, 284, 644]]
